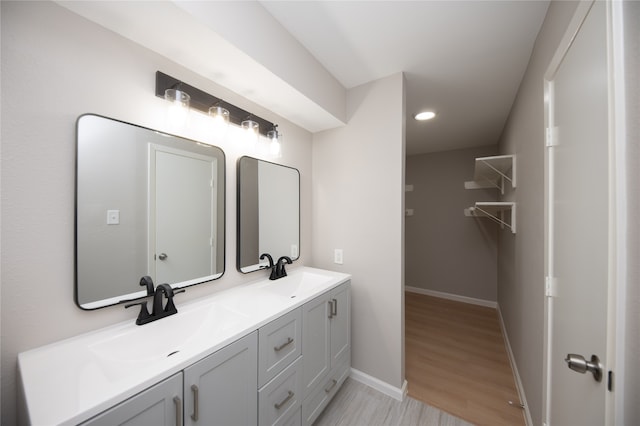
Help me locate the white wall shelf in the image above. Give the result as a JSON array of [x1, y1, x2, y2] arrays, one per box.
[[464, 154, 516, 194], [464, 202, 516, 233]]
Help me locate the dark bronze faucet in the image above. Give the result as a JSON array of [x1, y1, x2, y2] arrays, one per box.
[[125, 277, 185, 325], [260, 253, 292, 280]]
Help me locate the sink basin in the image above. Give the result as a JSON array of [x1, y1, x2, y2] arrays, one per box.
[[261, 270, 334, 299], [89, 302, 248, 364]]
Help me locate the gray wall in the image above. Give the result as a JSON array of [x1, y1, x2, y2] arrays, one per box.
[[405, 146, 498, 302], [0, 2, 314, 423], [497, 2, 580, 425], [312, 73, 406, 390]]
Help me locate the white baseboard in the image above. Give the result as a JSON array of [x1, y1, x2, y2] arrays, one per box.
[[405, 286, 497, 309], [497, 304, 533, 426], [349, 368, 408, 402]]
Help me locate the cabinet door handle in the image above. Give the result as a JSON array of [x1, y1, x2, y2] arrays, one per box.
[[274, 390, 294, 410], [274, 337, 294, 352], [173, 396, 182, 426], [191, 384, 199, 421], [324, 379, 338, 393], [332, 298, 338, 317], [328, 300, 334, 319]]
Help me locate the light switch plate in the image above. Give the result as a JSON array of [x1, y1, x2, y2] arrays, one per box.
[[107, 210, 120, 225], [334, 249, 343, 265]]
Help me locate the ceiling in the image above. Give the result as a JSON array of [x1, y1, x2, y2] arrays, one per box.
[[57, 0, 549, 156], [260, 1, 550, 155]]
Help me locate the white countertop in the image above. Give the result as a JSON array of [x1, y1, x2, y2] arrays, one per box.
[[18, 266, 350, 425]]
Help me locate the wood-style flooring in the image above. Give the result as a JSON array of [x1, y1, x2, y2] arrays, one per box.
[[314, 377, 473, 426], [405, 292, 525, 426]]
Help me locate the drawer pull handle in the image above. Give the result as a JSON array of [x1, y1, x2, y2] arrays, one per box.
[[274, 390, 294, 410], [191, 384, 199, 421], [328, 300, 334, 319], [324, 379, 338, 393], [274, 337, 294, 352], [332, 298, 338, 317], [173, 396, 182, 426]]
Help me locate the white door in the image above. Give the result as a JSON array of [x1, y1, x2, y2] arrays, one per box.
[[545, 1, 612, 424], [150, 145, 216, 285]]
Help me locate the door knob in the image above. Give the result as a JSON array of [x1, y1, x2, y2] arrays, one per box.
[[158, 253, 168, 260], [565, 353, 602, 382]]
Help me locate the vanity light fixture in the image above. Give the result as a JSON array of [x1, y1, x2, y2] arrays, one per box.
[[414, 111, 436, 121], [267, 125, 282, 157], [155, 71, 277, 137]]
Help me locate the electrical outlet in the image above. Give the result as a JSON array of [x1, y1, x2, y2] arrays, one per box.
[[334, 249, 343, 265]]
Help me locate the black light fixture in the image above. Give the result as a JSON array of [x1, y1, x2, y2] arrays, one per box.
[[155, 71, 276, 137]]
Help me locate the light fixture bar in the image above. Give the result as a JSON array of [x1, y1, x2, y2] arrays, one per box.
[[155, 71, 275, 136]]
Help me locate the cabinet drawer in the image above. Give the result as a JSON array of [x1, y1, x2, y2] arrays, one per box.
[[301, 357, 350, 426], [259, 308, 302, 387], [259, 356, 303, 426]]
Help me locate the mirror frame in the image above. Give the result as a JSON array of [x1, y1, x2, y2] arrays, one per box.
[[236, 156, 300, 273], [74, 114, 226, 310]]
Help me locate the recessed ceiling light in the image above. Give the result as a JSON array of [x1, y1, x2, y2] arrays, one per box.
[[414, 111, 436, 121]]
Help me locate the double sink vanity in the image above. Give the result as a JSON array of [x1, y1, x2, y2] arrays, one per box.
[[18, 112, 351, 425], [19, 267, 351, 425]]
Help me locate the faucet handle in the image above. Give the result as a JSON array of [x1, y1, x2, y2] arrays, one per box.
[[164, 288, 185, 314]]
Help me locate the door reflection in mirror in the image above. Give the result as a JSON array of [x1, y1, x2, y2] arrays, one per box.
[[150, 145, 217, 285]]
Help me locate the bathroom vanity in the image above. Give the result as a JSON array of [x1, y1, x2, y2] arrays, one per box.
[[18, 267, 351, 426]]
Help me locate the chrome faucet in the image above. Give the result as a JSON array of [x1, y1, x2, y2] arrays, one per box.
[[125, 277, 185, 325]]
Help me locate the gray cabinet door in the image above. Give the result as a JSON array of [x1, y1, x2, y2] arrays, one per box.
[[81, 373, 183, 426], [329, 283, 350, 366], [301, 292, 330, 398], [184, 332, 258, 426]]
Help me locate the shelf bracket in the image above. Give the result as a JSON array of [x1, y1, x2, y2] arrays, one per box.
[[477, 159, 513, 195], [464, 203, 516, 234], [464, 155, 516, 194]]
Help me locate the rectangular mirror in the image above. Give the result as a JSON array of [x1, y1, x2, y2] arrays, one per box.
[[75, 114, 225, 309], [237, 156, 300, 273]]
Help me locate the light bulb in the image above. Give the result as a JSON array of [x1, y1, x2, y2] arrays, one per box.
[[241, 119, 259, 144], [267, 129, 281, 157], [414, 111, 436, 121], [164, 88, 190, 129]]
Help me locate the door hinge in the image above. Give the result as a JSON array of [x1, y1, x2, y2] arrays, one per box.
[[546, 127, 558, 147], [545, 276, 557, 297]]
